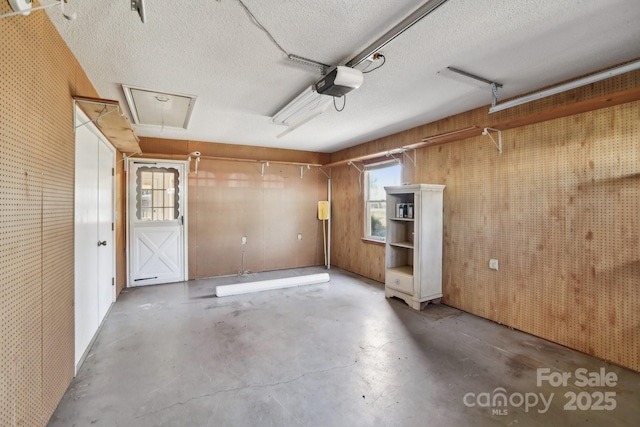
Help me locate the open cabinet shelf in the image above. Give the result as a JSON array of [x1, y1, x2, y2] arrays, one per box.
[[389, 241, 414, 249], [384, 184, 445, 310]]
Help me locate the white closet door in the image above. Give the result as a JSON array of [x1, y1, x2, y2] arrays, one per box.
[[74, 122, 100, 368], [97, 139, 115, 323], [74, 107, 115, 371]]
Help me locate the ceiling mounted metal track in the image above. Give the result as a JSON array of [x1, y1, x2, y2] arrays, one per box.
[[345, 0, 450, 68], [445, 66, 503, 107]]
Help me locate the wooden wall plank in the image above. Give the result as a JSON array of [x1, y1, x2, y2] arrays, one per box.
[[330, 73, 640, 372], [115, 157, 127, 295], [330, 166, 386, 282]]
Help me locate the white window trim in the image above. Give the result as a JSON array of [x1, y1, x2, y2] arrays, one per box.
[[363, 160, 402, 242]]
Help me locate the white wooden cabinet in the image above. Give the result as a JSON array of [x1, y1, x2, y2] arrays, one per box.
[[384, 184, 445, 310]]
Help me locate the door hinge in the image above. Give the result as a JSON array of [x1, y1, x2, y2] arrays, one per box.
[[112, 277, 115, 287], [112, 222, 114, 231], [112, 167, 115, 176]]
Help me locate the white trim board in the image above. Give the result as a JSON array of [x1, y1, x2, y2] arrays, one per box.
[[216, 273, 331, 297]]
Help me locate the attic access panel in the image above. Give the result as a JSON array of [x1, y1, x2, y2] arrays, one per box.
[[122, 85, 197, 130]]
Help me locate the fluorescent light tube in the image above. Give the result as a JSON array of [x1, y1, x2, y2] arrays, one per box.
[[271, 85, 333, 128], [490, 59, 640, 113]]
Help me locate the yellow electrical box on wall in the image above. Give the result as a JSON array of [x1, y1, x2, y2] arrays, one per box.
[[318, 201, 329, 220]]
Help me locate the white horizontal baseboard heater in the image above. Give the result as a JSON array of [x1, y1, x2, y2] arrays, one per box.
[[216, 273, 331, 297]]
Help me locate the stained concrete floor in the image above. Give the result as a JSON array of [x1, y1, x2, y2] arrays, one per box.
[[49, 267, 638, 427]]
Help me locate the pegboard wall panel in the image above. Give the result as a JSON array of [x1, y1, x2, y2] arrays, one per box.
[[188, 159, 327, 278], [427, 101, 639, 372], [331, 73, 639, 372], [1, 3, 99, 425]]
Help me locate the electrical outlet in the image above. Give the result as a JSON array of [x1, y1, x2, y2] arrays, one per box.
[[297, 233, 302, 241], [241, 236, 247, 245], [489, 259, 499, 271]]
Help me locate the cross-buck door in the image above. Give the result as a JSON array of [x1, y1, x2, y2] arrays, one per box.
[[128, 160, 188, 286]]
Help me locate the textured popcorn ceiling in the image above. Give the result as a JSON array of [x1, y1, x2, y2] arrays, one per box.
[[48, 0, 640, 153]]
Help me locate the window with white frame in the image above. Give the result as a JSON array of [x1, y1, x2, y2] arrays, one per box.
[[364, 161, 402, 240]]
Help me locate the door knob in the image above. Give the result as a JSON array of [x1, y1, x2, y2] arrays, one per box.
[[98, 241, 107, 246]]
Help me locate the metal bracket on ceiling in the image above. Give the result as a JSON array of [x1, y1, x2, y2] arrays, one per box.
[[131, 0, 146, 23], [445, 67, 503, 108], [287, 54, 331, 75], [402, 149, 417, 167], [482, 127, 502, 154], [491, 82, 500, 108]]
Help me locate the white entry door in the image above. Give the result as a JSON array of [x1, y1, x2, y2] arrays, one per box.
[[74, 107, 115, 370], [128, 160, 187, 286]]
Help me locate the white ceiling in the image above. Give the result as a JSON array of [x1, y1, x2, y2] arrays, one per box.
[[48, 0, 640, 153]]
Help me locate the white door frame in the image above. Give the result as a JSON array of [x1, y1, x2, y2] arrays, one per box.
[[74, 106, 116, 372], [126, 158, 189, 286]]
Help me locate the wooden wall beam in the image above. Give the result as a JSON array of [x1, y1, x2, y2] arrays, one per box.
[[490, 85, 640, 131]]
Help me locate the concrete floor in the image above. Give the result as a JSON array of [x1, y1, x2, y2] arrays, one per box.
[[49, 267, 638, 427]]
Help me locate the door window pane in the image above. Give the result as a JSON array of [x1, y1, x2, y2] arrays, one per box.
[[136, 167, 180, 221]]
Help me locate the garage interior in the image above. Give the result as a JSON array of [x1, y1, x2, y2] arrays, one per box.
[[1, 1, 639, 426]]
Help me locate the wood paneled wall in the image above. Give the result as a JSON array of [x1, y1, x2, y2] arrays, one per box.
[[330, 72, 639, 372], [330, 166, 387, 282], [115, 158, 127, 294], [139, 138, 329, 278], [0, 3, 121, 425]]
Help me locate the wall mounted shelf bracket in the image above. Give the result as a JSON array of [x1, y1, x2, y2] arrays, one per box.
[[318, 168, 331, 179], [187, 156, 201, 174], [74, 99, 122, 130], [1, 0, 76, 20], [300, 164, 312, 179], [385, 150, 402, 164], [482, 127, 502, 154], [402, 149, 417, 166], [73, 96, 141, 154], [347, 161, 364, 174]]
